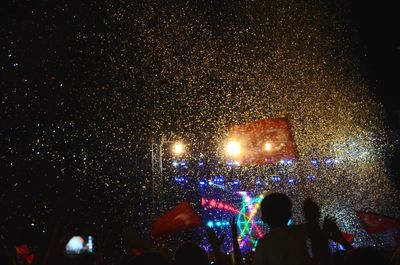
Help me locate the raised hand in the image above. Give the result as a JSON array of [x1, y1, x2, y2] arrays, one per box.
[[229, 217, 238, 239], [206, 227, 224, 251], [323, 215, 353, 250], [230, 216, 244, 265], [323, 216, 340, 239]]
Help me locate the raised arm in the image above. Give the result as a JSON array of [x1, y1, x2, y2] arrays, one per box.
[[323, 216, 354, 251], [206, 227, 226, 265], [230, 217, 244, 265]]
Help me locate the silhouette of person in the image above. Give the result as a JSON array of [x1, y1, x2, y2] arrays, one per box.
[[253, 193, 330, 265]]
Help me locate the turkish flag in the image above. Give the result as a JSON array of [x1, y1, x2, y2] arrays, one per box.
[[227, 118, 296, 165], [356, 211, 400, 234], [341, 231, 355, 244], [25, 254, 35, 264], [151, 201, 202, 237], [16, 244, 30, 255], [16, 244, 34, 264]]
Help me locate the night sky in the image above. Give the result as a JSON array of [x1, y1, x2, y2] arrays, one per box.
[[1, 0, 399, 256], [344, 1, 399, 124]]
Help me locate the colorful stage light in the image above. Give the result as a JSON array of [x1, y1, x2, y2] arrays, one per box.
[[202, 192, 266, 250]]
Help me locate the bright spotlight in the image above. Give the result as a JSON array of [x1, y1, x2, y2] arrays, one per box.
[[265, 142, 272, 152], [172, 142, 185, 155], [226, 141, 241, 157]]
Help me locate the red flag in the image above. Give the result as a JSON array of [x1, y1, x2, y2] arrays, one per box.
[[341, 231, 355, 244], [25, 254, 35, 264], [356, 211, 400, 234], [151, 201, 202, 237], [226, 118, 296, 165], [16, 244, 34, 264], [16, 244, 30, 255]]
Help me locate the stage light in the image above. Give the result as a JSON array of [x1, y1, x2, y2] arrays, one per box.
[[271, 176, 281, 182], [280, 159, 293, 166], [214, 176, 224, 183], [172, 161, 178, 167], [325, 158, 336, 165], [255, 179, 262, 185], [265, 142, 272, 151], [207, 221, 214, 228], [174, 176, 186, 183], [227, 160, 240, 167], [307, 175, 316, 181], [233, 179, 240, 185], [172, 142, 185, 155], [226, 141, 241, 157], [311, 159, 318, 166], [199, 180, 206, 186], [288, 177, 295, 184]]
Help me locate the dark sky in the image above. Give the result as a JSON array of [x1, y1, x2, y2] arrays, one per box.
[[345, 0, 399, 126]]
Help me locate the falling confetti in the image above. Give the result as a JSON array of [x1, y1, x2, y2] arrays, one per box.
[[1, 0, 399, 256]]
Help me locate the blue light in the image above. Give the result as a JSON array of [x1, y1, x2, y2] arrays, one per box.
[[214, 176, 224, 183], [199, 180, 206, 186], [207, 221, 214, 228], [280, 159, 294, 166], [271, 176, 281, 182], [288, 178, 295, 184], [226, 160, 240, 167], [255, 179, 262, 185], [307, 175, 316, 181], [216, 222, 221, 226], [179, 161, 187, 166], [233, 179, 240, 185], [287, 219, 293, 226], [198, 161, 204, 166], [311, 159, 318, 166], [174, 176, 186, 183]]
